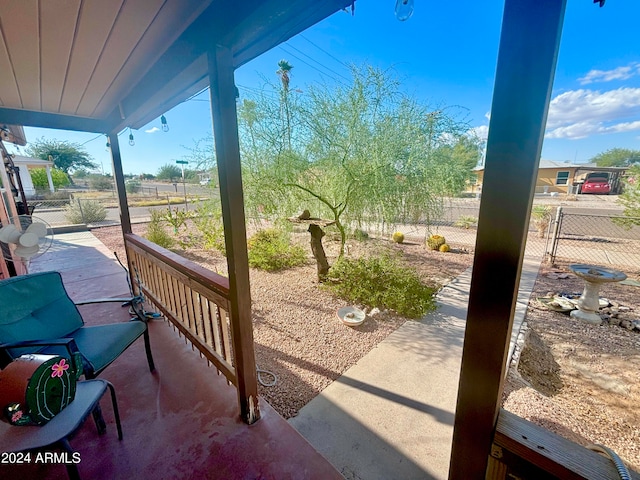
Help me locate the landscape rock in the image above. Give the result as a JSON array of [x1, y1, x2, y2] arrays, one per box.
[[608, 317, 622, 327]]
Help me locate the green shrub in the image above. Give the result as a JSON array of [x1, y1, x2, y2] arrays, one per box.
[[351, 228, 369, 241], [64, 200, 107, 224], [454, 215, 478, 229], [163, 207, 188, 233], [248, 229, 306, 271], [531, 205, 553, 238], [326, 254, 436, 318], [145, 210, 174, 249], [30, 167, 70, 189], [192, 202, 226, 254], [125, 180, 141, 194], [88, 175, 113, 191]]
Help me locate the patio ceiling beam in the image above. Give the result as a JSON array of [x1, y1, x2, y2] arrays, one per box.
[[0, 107, 108, 134], [449, 0, 567, 478], [208, 43, 260, 425]]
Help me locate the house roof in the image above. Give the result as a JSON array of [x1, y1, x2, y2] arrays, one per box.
[[11, 155, 52, 167], [0, 0, 353, 135], [474, 159, 595, 171]]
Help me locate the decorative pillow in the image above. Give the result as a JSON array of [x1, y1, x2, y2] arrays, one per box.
[[0, 353, 82, 425]]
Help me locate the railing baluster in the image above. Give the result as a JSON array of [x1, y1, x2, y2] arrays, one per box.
[[123, 234, 236, 385]]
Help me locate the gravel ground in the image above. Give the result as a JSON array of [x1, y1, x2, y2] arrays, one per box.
[[503, 260, 640, 472], [91, 224, 473, 418], [92, 223, 640, 471]]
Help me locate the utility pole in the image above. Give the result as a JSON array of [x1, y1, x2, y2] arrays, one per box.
[[176, 160, 189, 210]]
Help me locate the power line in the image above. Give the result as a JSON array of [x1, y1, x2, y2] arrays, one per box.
[[299, 33, 352, 70], [278, 45, 347, 87], [283, 42, 351, 82], [80, 133, 104, 146]]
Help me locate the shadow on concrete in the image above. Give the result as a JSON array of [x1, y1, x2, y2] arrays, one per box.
[[336, 376, 455, 426], [290, 394, 441, 480]]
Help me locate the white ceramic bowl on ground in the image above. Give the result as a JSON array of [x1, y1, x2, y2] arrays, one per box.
[[336, 306, 365, 327]]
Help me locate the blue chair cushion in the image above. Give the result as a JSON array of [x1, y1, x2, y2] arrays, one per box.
[[0, 272, 83, 344]]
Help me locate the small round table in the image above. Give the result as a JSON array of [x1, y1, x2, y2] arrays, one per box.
[[569, 264, 627, 325]]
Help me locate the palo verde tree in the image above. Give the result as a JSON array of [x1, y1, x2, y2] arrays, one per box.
[[237, 64, 480, 256], [26, 138, 97, 174]]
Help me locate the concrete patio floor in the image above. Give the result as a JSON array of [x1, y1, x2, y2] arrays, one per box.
[[4, 231, 342, 480]]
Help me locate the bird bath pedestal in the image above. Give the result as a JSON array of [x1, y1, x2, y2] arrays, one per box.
[[569, 264, 627, 325], [288, 216, 335, 282]]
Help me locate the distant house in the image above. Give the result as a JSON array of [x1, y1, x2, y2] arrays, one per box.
[[12, 155, 55, 198], [472, 159, 628, 195]]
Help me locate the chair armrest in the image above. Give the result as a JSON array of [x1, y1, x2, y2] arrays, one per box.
[[0, 338, 84, 376], [74, 296, 141, 306], [1, 338, 80, 355]]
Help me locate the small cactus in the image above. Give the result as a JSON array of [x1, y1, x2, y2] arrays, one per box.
[[439, 243, 450, 253], [427, 234, 446, 251], [392, 232, 405, 243]]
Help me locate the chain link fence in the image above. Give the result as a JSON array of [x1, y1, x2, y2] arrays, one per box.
[[547, 207, 640, 273], [28, 192, 195, 228], [381, 199, 550, 258]]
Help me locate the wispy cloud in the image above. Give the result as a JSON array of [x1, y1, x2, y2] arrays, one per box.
[[145, 126, 160, 134], [545, 87, 640, 139], [578, 63, 640, 85], [468, 125, 489, 141]]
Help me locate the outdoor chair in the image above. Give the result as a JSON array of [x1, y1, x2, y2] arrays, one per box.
[[0, 271, 155, 379], [0, 377, 123, 480]]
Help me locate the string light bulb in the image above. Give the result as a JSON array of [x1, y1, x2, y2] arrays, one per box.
[[161, 115, 169, 132], [395, 0, 414, 21], [129, 131, 135, 146]]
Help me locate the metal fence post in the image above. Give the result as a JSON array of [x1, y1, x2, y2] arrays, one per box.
[[77, 198, 85, 224], [548, 206, 562, 264]]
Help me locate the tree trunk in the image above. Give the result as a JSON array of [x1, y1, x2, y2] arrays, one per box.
[[308, 224, 330, 282]]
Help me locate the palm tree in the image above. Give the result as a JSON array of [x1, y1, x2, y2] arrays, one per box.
[[276, 60, 294, 149], [276, 59, 293, 92]]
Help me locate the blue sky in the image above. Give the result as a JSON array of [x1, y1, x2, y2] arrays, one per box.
[[9, 1, 640, 175]]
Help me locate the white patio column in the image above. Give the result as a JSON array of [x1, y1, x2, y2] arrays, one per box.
[[45, 165, 54, 193]]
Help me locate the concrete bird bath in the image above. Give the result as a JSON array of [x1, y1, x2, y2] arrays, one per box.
[[569, 264, 627, 325]]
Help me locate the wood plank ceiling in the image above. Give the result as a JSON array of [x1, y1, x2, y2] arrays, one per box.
[[0, 0, 353, 134], [0, 0, 213, 122]]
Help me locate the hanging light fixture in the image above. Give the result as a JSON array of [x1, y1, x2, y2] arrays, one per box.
[[161, 115, 169, 132], [395, 0, 414, 21], [129, 130, 135, 146]]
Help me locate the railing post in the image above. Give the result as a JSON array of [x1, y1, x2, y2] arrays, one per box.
[[208, 44, 260, 424], [108, 134, 132, 234]]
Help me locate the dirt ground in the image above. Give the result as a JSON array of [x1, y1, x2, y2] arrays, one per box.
[[503, 260, 640, 472], [92, 224, 640, 471]]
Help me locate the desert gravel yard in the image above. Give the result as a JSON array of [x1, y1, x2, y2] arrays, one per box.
[[92, 224, 639, 472], [503, 260, 640, 472], [92, 225, 472, 418]]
